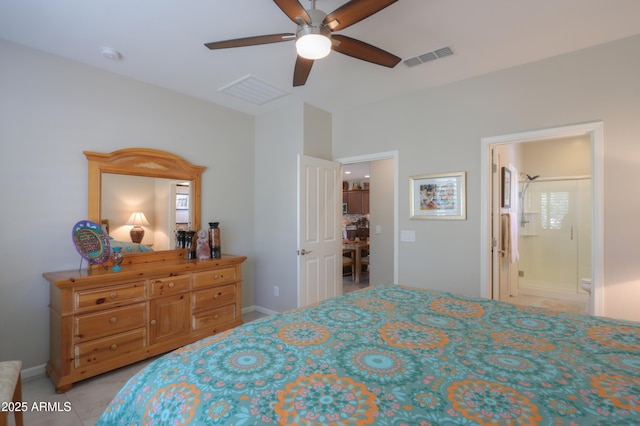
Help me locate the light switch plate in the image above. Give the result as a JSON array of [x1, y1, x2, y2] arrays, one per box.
[[400, 230, 416, 242]]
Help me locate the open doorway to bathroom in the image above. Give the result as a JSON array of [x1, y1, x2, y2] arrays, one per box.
[[512, 143, 592, 313], [481, 122, 604, 316]]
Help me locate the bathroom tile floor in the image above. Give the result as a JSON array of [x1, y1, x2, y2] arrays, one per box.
[[508, 293, 587, 314]]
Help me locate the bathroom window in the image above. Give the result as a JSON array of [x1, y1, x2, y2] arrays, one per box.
[[541, 191, 569, 230]]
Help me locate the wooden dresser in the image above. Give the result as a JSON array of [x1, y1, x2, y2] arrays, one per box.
[[43, 254, 246, 392]]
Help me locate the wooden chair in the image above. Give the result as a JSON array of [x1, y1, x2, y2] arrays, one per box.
[[0, 360, 23, 426], [361, 254, 370, 277], [342, 249, 354, 280]]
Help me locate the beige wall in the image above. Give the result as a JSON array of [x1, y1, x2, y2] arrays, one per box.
[[3, 32, 640, 374], [254, 103, 303, 312], [333, 34, 640, 322], [369, 159, 395, 285], [0, 39, 256, 369], [520, 135, 591, 178]]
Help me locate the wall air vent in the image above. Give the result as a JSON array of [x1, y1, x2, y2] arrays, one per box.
[[219, 75, 289, 105], [404, 46, 454, 68]]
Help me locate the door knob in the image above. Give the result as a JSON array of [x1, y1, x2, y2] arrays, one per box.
[[298, 249, 312, 255]]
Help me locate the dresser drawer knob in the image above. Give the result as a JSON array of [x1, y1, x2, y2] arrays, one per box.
[[214, 292, 223, 299], [214, 314, 219, 320], [168, 282, 175, 288], [110, 344, 118, 351], [213, 274, 220, 279], [109, 292, 118, 299], [150, 319, 157, 326], [109, 317, 117, 324]]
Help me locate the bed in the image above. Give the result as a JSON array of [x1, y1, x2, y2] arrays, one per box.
[[97, 285, 639, 425], [109, 237, 154, 253], [101, 219, 154, 253]]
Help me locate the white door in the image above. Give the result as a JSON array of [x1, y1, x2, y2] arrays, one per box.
[[297, 154, 342, 307], [491, 149, 500, 300]]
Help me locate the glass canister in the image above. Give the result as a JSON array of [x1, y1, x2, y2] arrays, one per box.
[[209, 222, 221, 258]]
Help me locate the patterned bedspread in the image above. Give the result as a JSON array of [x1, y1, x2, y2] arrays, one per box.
[[109, 238, 154, 253], [97, 285, 640, 425]]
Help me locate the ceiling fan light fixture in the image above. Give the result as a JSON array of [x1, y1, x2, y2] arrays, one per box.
[[295, 26, 331, 60]]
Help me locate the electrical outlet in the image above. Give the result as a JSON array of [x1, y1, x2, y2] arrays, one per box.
[[274, 286, 279, 297]]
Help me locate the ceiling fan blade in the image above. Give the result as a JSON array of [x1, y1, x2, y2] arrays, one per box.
[[293, 56, 314, 87], [331, 34, 401, 68], [323, 0, 397, 31], [273, 0, 311, 25], [205, 33, 294, 50]]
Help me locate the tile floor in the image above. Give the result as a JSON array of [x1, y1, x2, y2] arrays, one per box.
[[508, 293, 587, 314], [7, 310, 268, 426], [342, 272, 370, 294]]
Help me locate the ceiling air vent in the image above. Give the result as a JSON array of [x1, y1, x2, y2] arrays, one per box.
[[434, 47, 453, 58], [404, 46, 454, 68], [219, 75, 289, 105]]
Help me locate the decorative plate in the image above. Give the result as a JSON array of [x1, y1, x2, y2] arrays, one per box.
[[72, 220, 111, 265]]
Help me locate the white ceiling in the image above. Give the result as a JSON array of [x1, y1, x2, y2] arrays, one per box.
[[343, 162, 370, 181], [1, 1, 639, 116]]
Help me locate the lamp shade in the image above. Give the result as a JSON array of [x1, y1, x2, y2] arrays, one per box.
[[126, 212, 150, 226]]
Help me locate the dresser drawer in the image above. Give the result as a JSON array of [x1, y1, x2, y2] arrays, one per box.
[[192, 267, 236, 289], [192, 305, 236, 332], [192, 284, 236, 311], [150, 275, 190, 297], [75, 303, 145, 342], [74, 328, 146, 369], [75, 281, 145, 312]]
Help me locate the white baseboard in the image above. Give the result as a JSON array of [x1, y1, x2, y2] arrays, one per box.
[[21, 363, 46, 380], [243, 305, 278, 316]]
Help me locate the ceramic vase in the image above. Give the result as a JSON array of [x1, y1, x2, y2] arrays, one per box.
[[111, 247, 123, 272]]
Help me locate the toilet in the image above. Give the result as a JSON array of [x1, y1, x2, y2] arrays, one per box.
[[580, 278, 592, 315]]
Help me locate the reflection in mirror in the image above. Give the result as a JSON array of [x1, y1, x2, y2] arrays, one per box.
[[85, 148, 205, 263], [101, 174, 192, 251]]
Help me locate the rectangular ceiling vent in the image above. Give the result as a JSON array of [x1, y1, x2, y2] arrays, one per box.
[[218, 75, 289, 105], [404, 46, 454, 68]]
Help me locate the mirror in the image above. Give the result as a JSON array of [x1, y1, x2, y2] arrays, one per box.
[[101, 174, 192, 250], [85, 148, 205, 263]]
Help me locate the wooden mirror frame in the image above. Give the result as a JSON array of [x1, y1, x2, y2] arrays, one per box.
[[85, 148, 206, 264]]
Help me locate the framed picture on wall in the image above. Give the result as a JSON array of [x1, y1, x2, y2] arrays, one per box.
[[501, 167, 511, 208], [410, 171, 466, 220], [176, 193, 189, 210]]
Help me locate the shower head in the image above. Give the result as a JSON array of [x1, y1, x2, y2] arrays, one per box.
[[526, 174, 540, 181]]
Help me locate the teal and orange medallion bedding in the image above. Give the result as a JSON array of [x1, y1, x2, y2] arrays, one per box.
[[97, 285, 640, 425]]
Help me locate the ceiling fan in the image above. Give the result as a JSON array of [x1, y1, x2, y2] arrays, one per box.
[[204, 0, 401, 86]]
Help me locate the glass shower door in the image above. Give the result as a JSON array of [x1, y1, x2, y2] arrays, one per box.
[[519, 179, 590, 293]]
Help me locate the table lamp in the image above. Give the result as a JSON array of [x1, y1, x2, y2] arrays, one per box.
[[127, 211, 150, 243]]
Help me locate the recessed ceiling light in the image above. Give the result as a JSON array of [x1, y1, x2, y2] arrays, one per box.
[[100, 47, 121, 61], [345, 171, 351, 174]]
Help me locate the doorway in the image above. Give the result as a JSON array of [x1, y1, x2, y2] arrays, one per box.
[[480, 122, 604, 316], [335, 151, 399, 287]]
